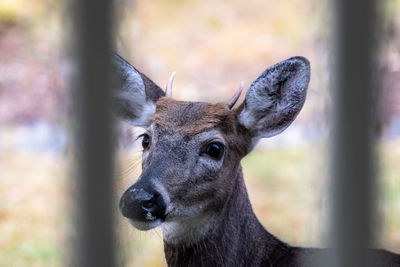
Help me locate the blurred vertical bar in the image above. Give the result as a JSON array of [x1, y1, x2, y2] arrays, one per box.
[[72, 0, 116, 266], [330, 0, 380, 267]]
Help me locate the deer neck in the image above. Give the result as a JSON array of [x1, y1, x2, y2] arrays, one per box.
[[163, 165, 290, 266]]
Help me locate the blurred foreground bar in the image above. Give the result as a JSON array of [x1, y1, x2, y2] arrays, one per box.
[[72, 0, 116, 266], [330, 0, 380, 267]]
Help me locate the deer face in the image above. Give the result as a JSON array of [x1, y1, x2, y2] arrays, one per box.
[[120, 99, 249, 241], [112, 54, 310, 244]]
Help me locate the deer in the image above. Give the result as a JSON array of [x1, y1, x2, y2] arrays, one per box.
[[112, 53, 400, 266]]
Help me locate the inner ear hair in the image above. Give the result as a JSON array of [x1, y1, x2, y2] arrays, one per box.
[[237, 56, 310, 140]]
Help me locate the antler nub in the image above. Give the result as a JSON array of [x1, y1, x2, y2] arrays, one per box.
[[165, 71, 176, 98], [227, 81, 244, 109]]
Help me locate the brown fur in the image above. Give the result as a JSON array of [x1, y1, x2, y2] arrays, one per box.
[[152, 97, 251, 158], [153, 98, 235, 135]]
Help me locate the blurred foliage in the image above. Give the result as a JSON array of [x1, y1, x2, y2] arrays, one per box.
[[0, 152, 67, 266], [0, 1, 19, 27], [0, 0, 66, 125], [379, 141, 400, 249], [115, 0, 325, 109]]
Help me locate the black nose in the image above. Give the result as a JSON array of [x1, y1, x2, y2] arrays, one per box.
[[120, 187, 166, 222]]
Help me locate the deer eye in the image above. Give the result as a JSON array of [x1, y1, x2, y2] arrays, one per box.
[[138, 134, 150, 150], [205, 142, 224, 160]]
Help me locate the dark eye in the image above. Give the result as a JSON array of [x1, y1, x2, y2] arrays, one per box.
[[140, 134, 150, 150], [205, 142, 224, 160]]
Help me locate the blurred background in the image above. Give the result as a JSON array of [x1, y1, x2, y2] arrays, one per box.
[[0, 0, 399, 266]]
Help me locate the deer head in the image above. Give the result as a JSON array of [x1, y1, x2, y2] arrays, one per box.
[[112, 53, 310, 244]]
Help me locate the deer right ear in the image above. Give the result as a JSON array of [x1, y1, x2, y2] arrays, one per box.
[[111, 53, 165, 127], [237, 57, 310, 144]]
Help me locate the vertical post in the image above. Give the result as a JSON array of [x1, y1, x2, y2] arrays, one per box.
[[330, 0, 380, 267], [72, 0, 116, 266]]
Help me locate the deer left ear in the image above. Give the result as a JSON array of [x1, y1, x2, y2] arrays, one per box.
[[237, 56, 310, 141]]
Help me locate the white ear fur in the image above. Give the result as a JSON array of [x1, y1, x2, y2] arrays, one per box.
[[238, 56, 310, 140], [111, 53, 164, 127]]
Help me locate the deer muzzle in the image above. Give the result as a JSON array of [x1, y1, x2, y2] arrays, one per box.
[[119, 185, 167, 230]]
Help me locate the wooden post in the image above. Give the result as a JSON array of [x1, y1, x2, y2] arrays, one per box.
[[72, 0, 116, 266], [330, 0, 380, 266]]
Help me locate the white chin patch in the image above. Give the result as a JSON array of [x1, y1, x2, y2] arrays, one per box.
[[129, 219, 162, 231]]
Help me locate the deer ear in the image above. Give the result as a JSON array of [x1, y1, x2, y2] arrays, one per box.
[[111, 53, 165, 127], [237, 56, 310, 141]]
